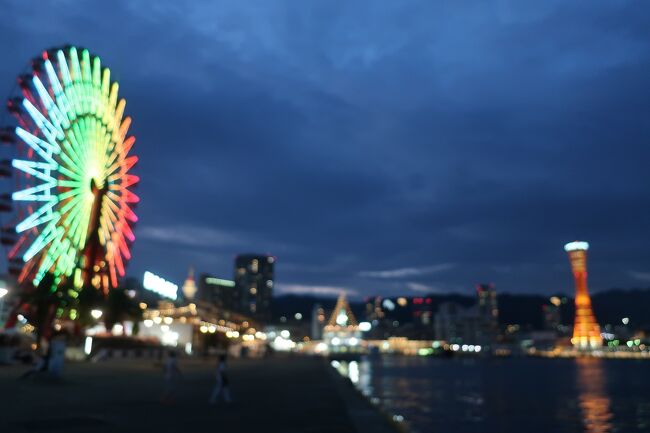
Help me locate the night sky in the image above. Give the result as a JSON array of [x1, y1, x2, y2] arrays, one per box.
[[1, 1, 649, 298]]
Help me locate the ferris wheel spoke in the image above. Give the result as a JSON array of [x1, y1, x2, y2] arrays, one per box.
[[32, 76, 67, 132], [12, 159, 57, 183], [15, 198, 58, 233], [15, 127, 60, 162], [22, 217, 61, 262], [22, 99, 62, 144], [13, 181, 57, 202]]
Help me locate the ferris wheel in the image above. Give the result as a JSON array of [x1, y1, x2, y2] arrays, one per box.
[[1, 46, 139, 292]]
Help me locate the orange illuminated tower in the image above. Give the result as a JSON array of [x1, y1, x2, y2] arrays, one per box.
[[564, 241, 601, 349]]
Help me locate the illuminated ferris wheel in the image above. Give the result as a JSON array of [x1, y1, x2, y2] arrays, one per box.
[[1, 46, 139, 291]]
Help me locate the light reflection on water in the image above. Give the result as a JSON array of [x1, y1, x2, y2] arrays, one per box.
[[333, 356, 650, 433], [576, 358, 613, 433]]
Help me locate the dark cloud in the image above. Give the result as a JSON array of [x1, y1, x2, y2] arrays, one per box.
[[1, 0, 649, 297]]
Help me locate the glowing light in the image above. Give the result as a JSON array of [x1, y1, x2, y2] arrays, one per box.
[[161, 330, 179, 346], [359, 321, 372, 332], [143, 319, 153, 327], [9, 46, 139, 288], [0, 288, 7, 299], [90, 309, 103, 319], [84, 337, 93, 355], [294, 313, 303, 320], [564, 241, 589, 252], [397, 297, 408, 307], [565, 240, 601, 349], [280, 330, 290, 339], [143, 271, 178, 300], [622, 317, 630, 325], [331, 337, 341, 346], [163, 316, 173, 325], [349, 361, 359, 383], [205, 277, 235, 287], [382, 299, 396, 311], [348, 337, 359, 346]]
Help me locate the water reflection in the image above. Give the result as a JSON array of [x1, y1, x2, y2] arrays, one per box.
[[576, 358, 613, 433], [330, 357, 642, 433]]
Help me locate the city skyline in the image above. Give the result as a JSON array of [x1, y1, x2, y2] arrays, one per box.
[[1, 2, 650, 297]]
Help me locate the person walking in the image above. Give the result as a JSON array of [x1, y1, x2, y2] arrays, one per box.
[[161, 351, 182, 404], [208, 354, 231, 404]]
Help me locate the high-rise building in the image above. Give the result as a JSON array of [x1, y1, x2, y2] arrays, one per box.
[[434, 301, 483, 343], [565, 241, 601, 349], [198, 274, 237, 311], [477, 283, 499, 340], [433, 285, 499, 347], [234, 254, 274, 321]]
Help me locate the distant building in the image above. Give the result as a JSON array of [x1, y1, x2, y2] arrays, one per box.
[[234, 254, 274, 321], [543, 304, 561, 332], [476, 283, 499, 341], [364, 296, 385, 322], [434, 302, 483, 343], [323, 294, 362, 353], [411, 297, 434, 326], [434, 284, 500, 348], [199, 274, 237, 311], [311, 303, 326, 340]]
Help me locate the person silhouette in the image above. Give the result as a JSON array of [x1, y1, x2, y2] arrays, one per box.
[[209, 354, 231, 404], [161, 351, 182, 404]]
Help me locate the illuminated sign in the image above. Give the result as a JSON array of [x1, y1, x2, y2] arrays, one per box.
[[205, 277, 235, 287], [143, 271, 178, 300]]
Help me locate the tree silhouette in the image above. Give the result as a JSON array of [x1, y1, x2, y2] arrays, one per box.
[[104, 288, 142, 333]]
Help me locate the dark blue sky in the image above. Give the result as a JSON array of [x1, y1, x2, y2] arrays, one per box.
[[1, 1, 649, 298]]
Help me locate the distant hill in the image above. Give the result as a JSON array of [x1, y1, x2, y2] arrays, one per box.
[[272, 288, 650, 330]]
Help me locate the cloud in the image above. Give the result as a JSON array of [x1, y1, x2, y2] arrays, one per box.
[[275, 284, 358, 297], [629, 271, 650, 283], [138, 225, 244, 248], [359, 263, 456, 279], [3, 2, 650, 295], [406, 282, 433, 293]]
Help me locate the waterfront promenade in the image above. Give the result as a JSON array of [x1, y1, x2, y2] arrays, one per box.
[[0, 355, 394, 433]]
